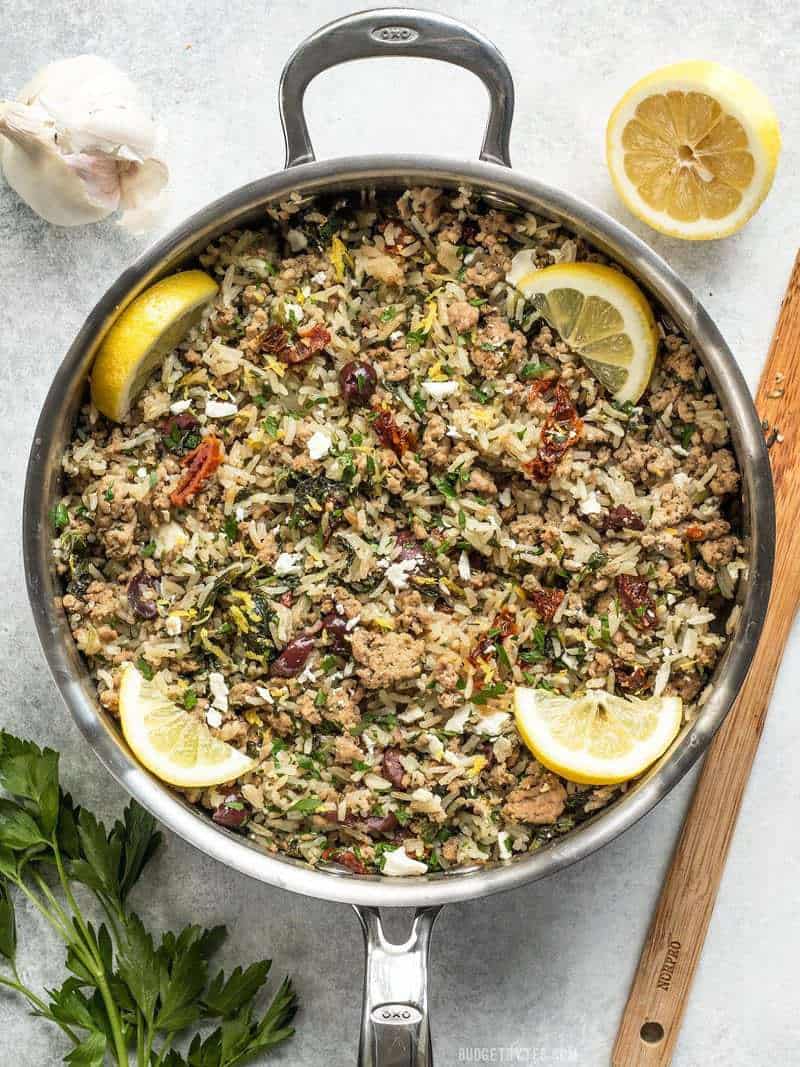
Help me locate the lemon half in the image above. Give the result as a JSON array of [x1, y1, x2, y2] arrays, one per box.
[[91, 270, 218, 421], [119, 666, 256, 788], [606, 61, 780, 240], [507, 259, 658, 403], [514, 686, 682, 785]]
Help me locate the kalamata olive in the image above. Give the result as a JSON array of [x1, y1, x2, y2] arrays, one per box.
[[365, 812, 399, 836], [393, 529, 432, 569], [339, 361, 377, 406], [321, 611, 350, 654], [382, 747, 406, 788], [271, 633, 315, 677], [212, 794, 249, 828], [158, 413, 200, 453], [127, 571, 160, 620]]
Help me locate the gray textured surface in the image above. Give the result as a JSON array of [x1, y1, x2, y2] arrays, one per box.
[[1, 1, 799, 1064]]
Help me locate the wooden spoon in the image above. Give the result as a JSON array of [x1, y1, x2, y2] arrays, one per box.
[[612, 250, 800, 1067]]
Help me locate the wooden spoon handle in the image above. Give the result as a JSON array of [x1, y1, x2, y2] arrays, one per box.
[[612, 251, 800, 1067]]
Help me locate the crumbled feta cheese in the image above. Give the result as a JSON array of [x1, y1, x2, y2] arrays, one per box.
[[298, 663, 317, 685], [446, 424, 461, 439], [473, 710, 510, 736], [579, 491, 602, 516], [444, 706, 471, 734], [136, 466, 147, 480], [498, 488, 512, 507], [345, 615, 360, 631], [497, 831, 512, 860], [458, 550, 471, 581], [154, 521, 187, 558], [208, 672, 229, 712], [205, 708, 223, 729], [382, 846, 428, 877], [443, 750, 473, 769], [425, 733, 444, 760], [311, 270, 328, 285], [287, 228, 308, 252], [421, 380, 459, 401], [398, 706, 425, 724], [284, 302, 304, 324], [274, 552, 302, 576], [205, 399, 238, 419], [384, 557, 417, 592], [170, 398, 192, 414], [165, 614, 182, 636], [255, 686, 274, 704], [235, 505, 245, 522], [307, 429, 332, 460], [389, 329, 404, 343]]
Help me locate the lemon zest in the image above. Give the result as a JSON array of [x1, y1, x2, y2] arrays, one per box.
[[466, 755, 488, 779], [330, 236, 352, 282]]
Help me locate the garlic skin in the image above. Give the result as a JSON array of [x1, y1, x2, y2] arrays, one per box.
[[0, 55, 168, 231]]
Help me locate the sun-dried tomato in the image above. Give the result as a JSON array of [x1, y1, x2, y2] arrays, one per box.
[[527, 378, 556, 402], [169, 435, 224, 508], [321, 848, 368, 875], [373, 406, 417, 456], [526, 384, 583, 482], [684, 524, 706, 541], [258, 322, 331, 365], [613, 659, 647, 693], [380, 219, 416, 255], [469, 609, 518, 664], [530, 588, 565, 623], [601, 505, 645, 533], [259, 323, 293, 360], [296, 323, 331, 359], [616, 574, 656, 630]]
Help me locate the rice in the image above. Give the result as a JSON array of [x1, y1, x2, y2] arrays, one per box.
[[53, 185, 746, 876]]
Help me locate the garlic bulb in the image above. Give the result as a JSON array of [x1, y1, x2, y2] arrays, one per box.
[[0, 55, 168, 231]]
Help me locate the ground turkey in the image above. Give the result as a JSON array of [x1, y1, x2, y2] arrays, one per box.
[[448, 300, 480, 333], [351, 629, 425, 689], [502, 768, 567, 824]]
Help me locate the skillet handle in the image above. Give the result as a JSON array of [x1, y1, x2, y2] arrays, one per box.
[[279, 8, 514, 168], [354, 905, 442, 1067]]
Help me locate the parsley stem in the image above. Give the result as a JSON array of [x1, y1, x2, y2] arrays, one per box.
[[0, 974, 80, 1045], [30, 870, 72, 932], [13, 878, 72, 945], [50, 839, 131, 1067]]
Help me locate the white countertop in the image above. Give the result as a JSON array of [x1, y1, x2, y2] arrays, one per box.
[[1, 1, 798, 1063]]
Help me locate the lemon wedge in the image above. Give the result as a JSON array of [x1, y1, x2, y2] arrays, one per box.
[[119, 665, 256, 788], [91, 270, 218, 421], [606, 61, 780, 239], [507, 259, 658, 403], [514, 686, 682, 785]]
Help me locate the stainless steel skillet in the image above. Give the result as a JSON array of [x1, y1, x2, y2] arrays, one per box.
[[23, 9, 774, 1065]]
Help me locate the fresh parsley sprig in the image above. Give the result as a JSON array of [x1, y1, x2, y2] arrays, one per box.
[[0, 731, 298, 1066]]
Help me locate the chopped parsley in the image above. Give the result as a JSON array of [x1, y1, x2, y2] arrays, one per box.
[[263, 414, 281, 437], [52, 503, 69, 533], [288, 796, 322, 814], [520, 362, 551, 381], [135, 657, 154, 681]]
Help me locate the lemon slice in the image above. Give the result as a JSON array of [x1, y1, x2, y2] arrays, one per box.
[[606, 61, 780, 239], [91, 270, 218, 421], [119, 666, 256, 788], [507, 259, 658, 403], [514, 686, 682, 785]]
